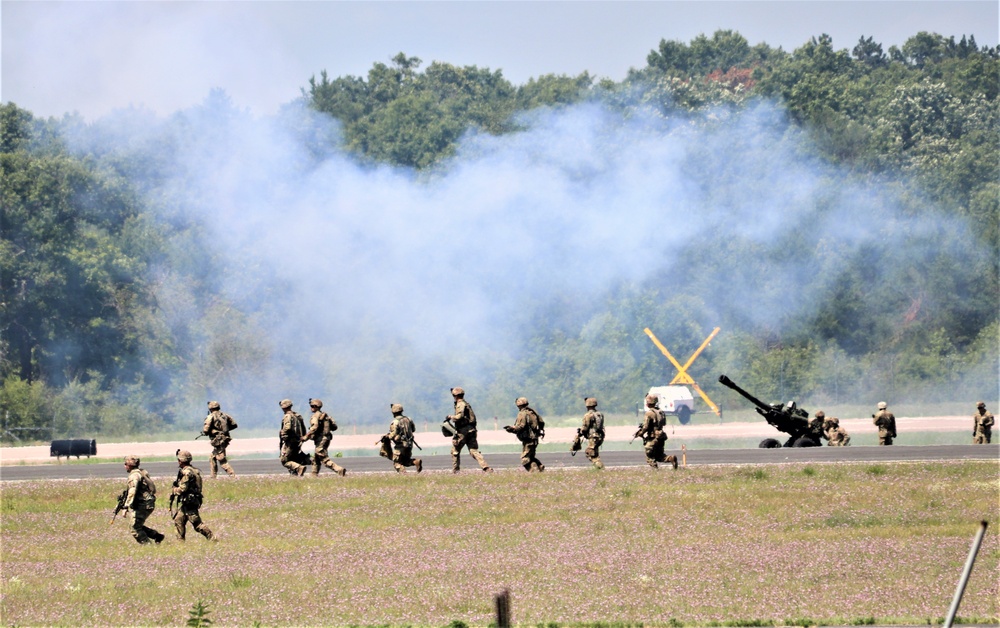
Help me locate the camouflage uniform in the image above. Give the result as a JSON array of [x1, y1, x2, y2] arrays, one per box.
[[447, 387, 491, 473], [575, 397, 605, 469], [123, 456, 164, 544], [171, 450, 213, 541], [303, 399, 346, 477], [873, 402, 897, 445], [973, 402, 994, 444], [202, 401, 237, 478], [637, 394, 675, 469], [824, 417, 851, 446], [279, 399, 310, 476], [809, 411, 828, 444], [507, 397, 545, 472], [387, 404, 422, 473]]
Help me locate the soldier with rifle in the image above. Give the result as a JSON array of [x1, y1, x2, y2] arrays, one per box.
[[972, 401, 993, 444], [505, 397, 545, 472], [171, 449, 214, 541], [278, 399, 310, 476], [635, 394, 677, 469], [380, 403, 422, 473], [202, 400, 237, 478], [571, 397, 605, 469], [442, 387, 492, 473], [112, 455, 165, 544], [872, 402, 897, 445], [302, 398, 347, 477]]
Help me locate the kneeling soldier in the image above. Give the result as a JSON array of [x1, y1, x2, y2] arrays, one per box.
[[171, 449, 214, 541]]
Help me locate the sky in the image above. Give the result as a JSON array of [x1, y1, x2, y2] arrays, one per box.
[[2, 0, 998, 121]]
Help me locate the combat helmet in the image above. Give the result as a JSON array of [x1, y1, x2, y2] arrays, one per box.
[[877, 401, 887, 410], [451, 387, 465, 397], [176, 449, 193, 463], [309, 398, 323, 409], [515, 397, 529, 408], [977, 401, 986, 409], [645, 393, 659, 407], [585, 397, 598, 408], [279, 399, 293, 410], [391, 403, 404, 414], [124, 455, 141, 467], [207, 400, 221, 411]]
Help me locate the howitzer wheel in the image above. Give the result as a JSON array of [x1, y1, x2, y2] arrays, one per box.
[[791, 436, 821, 447], [758, 438, 782, 449]]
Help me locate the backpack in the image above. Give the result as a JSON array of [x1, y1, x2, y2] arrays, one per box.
[[528, 409, 545, 440], [587, 410, 605, 437], [396, 416, 414, 444]]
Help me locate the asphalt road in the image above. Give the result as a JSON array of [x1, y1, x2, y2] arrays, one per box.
[[2, 444, 996, 481]]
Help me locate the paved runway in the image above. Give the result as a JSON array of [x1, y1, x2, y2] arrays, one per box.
[[2, 443, 995, 481]]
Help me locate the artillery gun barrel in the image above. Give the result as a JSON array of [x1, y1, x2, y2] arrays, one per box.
[[717, 375, 770, 415]]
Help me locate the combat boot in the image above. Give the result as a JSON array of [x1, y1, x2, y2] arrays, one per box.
[[337, 467, 347, 477], [483, 466, 494, 473], [666, 455, 678, 469], [222, 464, 236, 478], [296, 465, 306, 477], [415, 459, 423, 473]]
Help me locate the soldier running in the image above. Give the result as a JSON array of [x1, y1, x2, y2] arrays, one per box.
[[571, 397, 605, 469], [636, 393, 677, 469], [383, 403, 422, 473], [202, 400, 237, 478], [445, 387, 492, 473], [506, 397, 545, 472], [302, 398, 346, 477], [171, 449, 214, 541], [120, 455, 165, 544], [279, 399, 310, 476]]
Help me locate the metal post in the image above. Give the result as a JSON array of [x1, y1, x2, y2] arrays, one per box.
[[494, 588, 510, 628], [944, 520, 989, 628]]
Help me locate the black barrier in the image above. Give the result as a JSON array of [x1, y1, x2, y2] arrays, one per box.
[[50, 439, 97, 459]]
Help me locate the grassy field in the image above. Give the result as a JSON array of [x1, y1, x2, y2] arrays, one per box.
[[1, 461, 997, 627]]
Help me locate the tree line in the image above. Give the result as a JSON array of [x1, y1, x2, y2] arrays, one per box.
[[1, 30, 997, 441]]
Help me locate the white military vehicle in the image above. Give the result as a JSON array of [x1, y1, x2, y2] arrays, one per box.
[[645, 385, 695, 424]]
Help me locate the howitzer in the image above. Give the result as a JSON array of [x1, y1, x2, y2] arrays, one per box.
[[109, 489, 128, 525], [717, 374, 817, 447]]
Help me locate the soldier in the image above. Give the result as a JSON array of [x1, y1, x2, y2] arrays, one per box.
[[384, 403, 422, 473], [635, 394, 677, 469], [120, 456, 165, 544], [972, 401, 994, 444], [872, 401, 897, 445], [279, 399, 310, 476], [444, 387, 492, 473], [571, 397, 605, 469], [171, 450, 214, 541], [505, 397, 545, 472], [301, 398, 346, 477], [202, 400, 237, 478], [809, 410, 829, 444], [824, 417, 851, 446]]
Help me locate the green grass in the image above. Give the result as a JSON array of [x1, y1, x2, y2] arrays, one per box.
[[1, 461, 997, 627]]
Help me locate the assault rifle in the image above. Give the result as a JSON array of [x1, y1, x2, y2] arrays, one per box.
[[109, 489, 128, 525]]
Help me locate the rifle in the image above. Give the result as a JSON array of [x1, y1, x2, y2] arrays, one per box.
[[195, 433, 205, 440], [412, 438, 423, 451], [168, 468, 182, 517], [109, 489, 128, 525], [630, 426, 643, 445]]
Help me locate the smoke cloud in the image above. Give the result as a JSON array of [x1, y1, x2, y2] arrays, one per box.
[[64, 93, 988, 427]]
